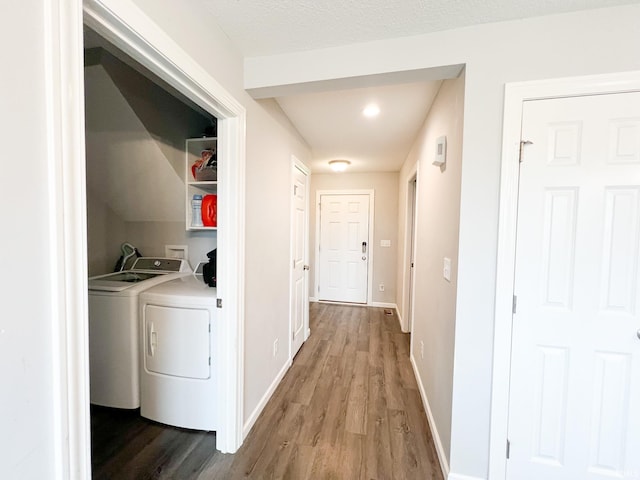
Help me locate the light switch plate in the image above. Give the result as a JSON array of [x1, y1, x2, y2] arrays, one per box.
[[433, 135, 447, 166], [443, 257, 452, 282]]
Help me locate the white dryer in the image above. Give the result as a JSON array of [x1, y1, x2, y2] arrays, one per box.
[[88, 257, 191, 409], [139, 265, 218, 431]]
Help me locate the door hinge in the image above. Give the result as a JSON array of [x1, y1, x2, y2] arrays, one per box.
[[519, 140, 533, 163], [512, 295, 517, 314], [293, 185, 297, 196], [506, 439, 511, 459], [208, 324, 211, 333], [208, 357, 211, 366], [217, 298, 222, 308], [318, 285, 320, 292], [293, 259, 295, 269]]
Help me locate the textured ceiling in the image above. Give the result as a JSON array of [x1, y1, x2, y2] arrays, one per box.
[[200, 0, 637, 57]]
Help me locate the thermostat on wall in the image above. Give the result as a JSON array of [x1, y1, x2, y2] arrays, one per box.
[[433, 135, 447, 166]]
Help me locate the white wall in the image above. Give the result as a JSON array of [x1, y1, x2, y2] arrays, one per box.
[[0, 1, 58, 477], [129, 0, 312, 430], [397, 75, 465, 470], [243, 6, 640, 478], [309, 172, 399, 305]]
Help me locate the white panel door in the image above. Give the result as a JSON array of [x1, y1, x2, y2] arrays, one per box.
[[507, 92, 640, 480], [318, 194, 370, 303], [291, 164, 309, 357]]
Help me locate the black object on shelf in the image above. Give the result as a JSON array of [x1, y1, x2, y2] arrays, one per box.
[[203, 248, 216, 287]]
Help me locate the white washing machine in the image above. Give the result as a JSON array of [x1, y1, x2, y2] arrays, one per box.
[[139, 264, 218, 431], [88, 257, 191, 409]]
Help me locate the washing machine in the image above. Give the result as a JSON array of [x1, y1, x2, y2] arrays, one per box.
[[88, 257, 192, 409], [139, 263, 218, 431]]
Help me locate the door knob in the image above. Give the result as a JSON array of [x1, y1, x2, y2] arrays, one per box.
[[362, 256, 366, 260], [303, 265, 309, 271]]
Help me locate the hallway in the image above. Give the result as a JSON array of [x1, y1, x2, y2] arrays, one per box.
[[91, 303, 443, 479]]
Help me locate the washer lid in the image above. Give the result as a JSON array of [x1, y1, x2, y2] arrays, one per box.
[[89, 271, 166, 292]]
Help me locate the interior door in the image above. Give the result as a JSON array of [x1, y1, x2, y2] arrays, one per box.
[[291, 163, 309, 357], [507, 92, 640, 479], [318, 193, 370, 303]]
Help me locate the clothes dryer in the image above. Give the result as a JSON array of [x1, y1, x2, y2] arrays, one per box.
[[88, 258, 191, 409], [139, 266, 218, 431]]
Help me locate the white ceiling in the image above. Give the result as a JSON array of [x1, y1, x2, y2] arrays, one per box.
[[276, 81, 442, 172], [202, 1, 637, 173]]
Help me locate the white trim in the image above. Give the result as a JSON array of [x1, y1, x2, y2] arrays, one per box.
[[47, 1, 91, 478], [410, 353, 450, 479], [310, 296, 319, 303], [370, 302, 398, 309], [490, 69, 640, 480], [289, 156, 312, 360], [57, 2, 247, 472], [314, 189, 375, 304], [396, 308, 404, 330], [447, 474, 485, 480], [400, 166, 418, 333], [242, 359, 292, 438]]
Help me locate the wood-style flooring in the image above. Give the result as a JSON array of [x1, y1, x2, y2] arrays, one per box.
[[91, 303, 444, 479]]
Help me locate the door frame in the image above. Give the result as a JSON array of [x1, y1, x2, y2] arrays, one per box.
[[53, 0, 247, 475], [400, 167, 418, 333], [314, 189, 375, 305], [489, 70, 640, 479], [289, 156, 311, 361]]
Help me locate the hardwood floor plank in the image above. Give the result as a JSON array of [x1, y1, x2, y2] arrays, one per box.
[[338, 432, 366, 480], [344, 350, 369, 435], [365, 364, 394, 480]]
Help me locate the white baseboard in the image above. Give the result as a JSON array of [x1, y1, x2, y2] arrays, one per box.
[[447, 474, 485, 480], [309, 298, 398, 311], [242, 359, 291, 438], [410, 353, 450, 479], [395, 307, 409, 332], [370, 301, 398, 309]]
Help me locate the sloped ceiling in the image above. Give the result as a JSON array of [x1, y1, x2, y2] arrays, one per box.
[[84, 64, 185, 222]]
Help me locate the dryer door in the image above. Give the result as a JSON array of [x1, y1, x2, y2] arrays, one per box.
[[143, 304, 210, 379]]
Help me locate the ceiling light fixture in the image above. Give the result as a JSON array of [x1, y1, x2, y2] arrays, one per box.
[[329, 159, 351, 172], [362, 103, 380, 118]]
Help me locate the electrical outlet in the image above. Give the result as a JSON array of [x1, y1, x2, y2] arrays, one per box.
[[420, 340, 424, 360], [379, 283, 385, 292], [273, 338, 278, 357]]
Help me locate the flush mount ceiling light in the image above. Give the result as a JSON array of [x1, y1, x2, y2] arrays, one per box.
[[329, 159, 351, 172], [362, 103, 380, 118]]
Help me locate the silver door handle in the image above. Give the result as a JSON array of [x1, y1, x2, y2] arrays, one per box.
[[362, 241, 367, 253], [303, 265, 309, 270]]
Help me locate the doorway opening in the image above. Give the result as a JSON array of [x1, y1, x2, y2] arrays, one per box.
[[73, 3, 247, 474]]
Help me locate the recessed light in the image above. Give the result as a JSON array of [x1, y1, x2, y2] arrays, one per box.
[[329, 159, 351, 172], [362, 104, 380, 118]]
